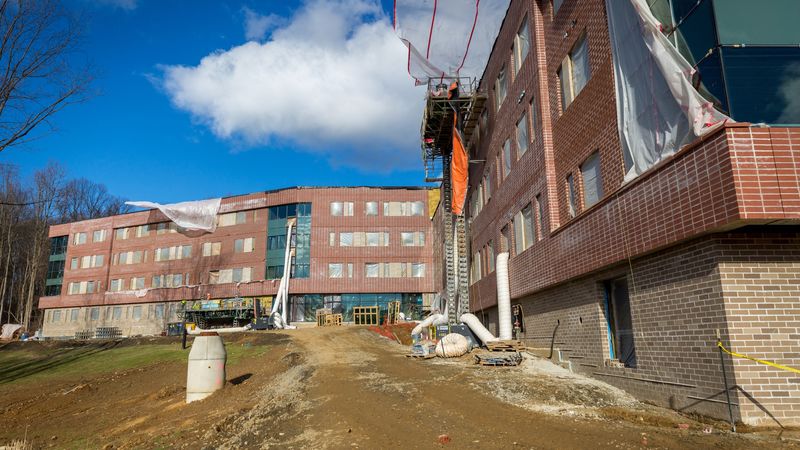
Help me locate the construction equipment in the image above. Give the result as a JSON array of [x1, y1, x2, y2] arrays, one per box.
[[420, 77, 486, 323]]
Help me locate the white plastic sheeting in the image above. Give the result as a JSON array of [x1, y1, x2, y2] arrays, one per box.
[[1, 324, 22, 340], [606, 0, 728, 182], [126, 198, 222, 232], [394, 0, 510, 84]]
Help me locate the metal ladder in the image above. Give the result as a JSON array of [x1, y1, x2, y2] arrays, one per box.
[[442, 155, 457, 324]]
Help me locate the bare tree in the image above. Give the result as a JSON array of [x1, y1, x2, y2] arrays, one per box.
[[57, 178, 131, 223], [0, 0, 90, 153]]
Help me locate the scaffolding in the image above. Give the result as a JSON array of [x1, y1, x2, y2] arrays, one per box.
[[419, 76, 487, 323]]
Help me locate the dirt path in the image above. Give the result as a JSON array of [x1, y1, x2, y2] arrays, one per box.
[[0, 327, 795, 449]]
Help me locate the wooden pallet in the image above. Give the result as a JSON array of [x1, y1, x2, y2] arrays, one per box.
[[486, 340, 526, 352], [475, 353, 522, 366], [405, 353, 436, 359]]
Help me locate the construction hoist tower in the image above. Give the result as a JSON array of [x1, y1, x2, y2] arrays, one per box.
[[420, 77, 487, 324]]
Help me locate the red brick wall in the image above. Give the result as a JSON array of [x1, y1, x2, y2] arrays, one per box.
[[40, 187, 435, 309]]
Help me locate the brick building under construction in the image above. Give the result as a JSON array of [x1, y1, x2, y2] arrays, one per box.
[[39, 187, 438, 337], [451, 0, 800, 426]]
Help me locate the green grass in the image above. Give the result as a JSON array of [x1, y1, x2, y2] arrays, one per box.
[[0, 340, 271, 387]]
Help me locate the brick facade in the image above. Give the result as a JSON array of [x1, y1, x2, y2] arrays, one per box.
[[463, 0, 800, 425], [40, 186, 436, 336]]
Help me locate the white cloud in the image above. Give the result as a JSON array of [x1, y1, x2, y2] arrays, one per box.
[[93, 0, 138, 11], [160, 0, 425, 171], [242, 7, 283, 41]]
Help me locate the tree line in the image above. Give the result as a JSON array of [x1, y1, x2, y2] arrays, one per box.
[[0, 162, 129, 332]]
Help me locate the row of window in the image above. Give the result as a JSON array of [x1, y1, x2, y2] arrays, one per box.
[[494, 15, 531, 111], [46, 304, 165, 323], [106, 238, 256, 266], [327, 262, 426, 278], [72, 266, 254, 295], [70, 212, 251, 247], [330, 201, 426, 217], [70, 254, 104, 270], [325, 231, 427, 248]]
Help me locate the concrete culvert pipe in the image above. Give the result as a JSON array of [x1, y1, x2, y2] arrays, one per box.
[[186, 332, 226, 403], [460, 313, 498, 344], [496, 252, 512, 341]]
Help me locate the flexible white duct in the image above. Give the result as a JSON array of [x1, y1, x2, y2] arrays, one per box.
[[271, 311, 285, 329], [412, 313, 442, 336], [460, 313, 498, 344], [496, 252, 512, 341], [187, 324, 251, 335], [435, 333, 469, 358]]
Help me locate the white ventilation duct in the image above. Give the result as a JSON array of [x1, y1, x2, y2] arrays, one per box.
[[460, 313, 498, 344], [496, 252, 512, 341]]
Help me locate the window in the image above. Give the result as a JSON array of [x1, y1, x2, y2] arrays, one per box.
[[513, 204, 534, 255], [502, 139, 513, 178], [553, 0, 564, 15], [154, 245, 192, 262], [78, 254, 104, 269], [115, 250, 145, 265], [132, 306, 142, 320], [135, 225, 149, 238], [156, 222, 178, 234], [365, 201, 378, 216], [234, 237, 255, 253], [92, 230, 107, 243], [330, 201, 354, 216], [154, 304, 164, 319], [218, 212, 246, 227], [581, 151, 603, 208], [52, 309, 62, 322], [604, 277, 637, 368], [486, 241, 495, 273], [558, 33, 591, 111], [366, 232, 389, 247], [50, 236, 68, 255], [566, 174, 577, 218], [130, 277, 145, 290], [328, 263, 344, 278], [382, 201, 425, 216], [495, 65, 507, 110], [67, 280, 96, 295], [202, 242, 221, 256], [411, 263, 426, 278], [400, 232, 425, 246], [513, 16, 531, 75], [471, 251, 482, 283], [70, 257, 78, 270], [329, 232, 335, 246], [339, 232, 353, 247], [90, 307, 100, 321], [70, 309, 79, 322], [73, 232, 87, 245], [115, 227, 130, 240], [483, 172, 492, 202], [110, 279, 124, 292], [365, 263, 380, 278], [112, 306, 122, 320], [209, 268, 251, 284], [516, 113, 529, 157]]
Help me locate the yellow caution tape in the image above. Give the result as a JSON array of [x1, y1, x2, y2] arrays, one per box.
[[717, 341, 800, 375]]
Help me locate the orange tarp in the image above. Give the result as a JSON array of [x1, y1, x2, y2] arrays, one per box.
[[451, 114, 468, 216]]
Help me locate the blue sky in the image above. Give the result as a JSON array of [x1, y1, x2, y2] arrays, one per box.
[[1, 0, 429, 203]]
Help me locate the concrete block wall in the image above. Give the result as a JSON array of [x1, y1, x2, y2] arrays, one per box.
[[490, 229, 800, 425], [718, 230, 800, 425], [42, 302, 180, 337]]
